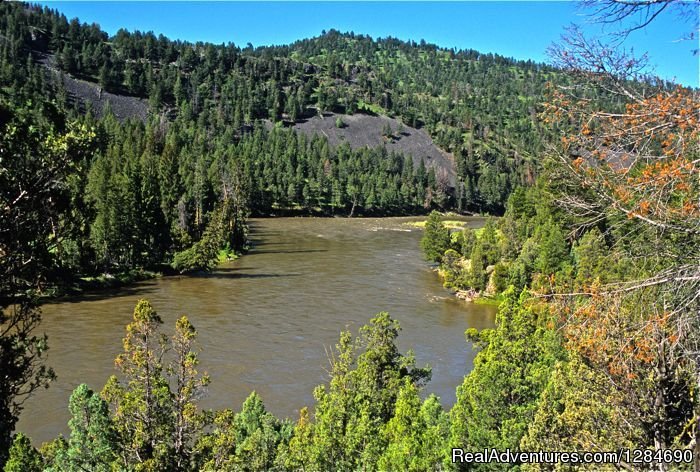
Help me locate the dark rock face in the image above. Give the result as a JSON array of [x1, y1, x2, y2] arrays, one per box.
[[58, 73, 149, 122], [39, 53, 148, 123], [291, 112, 457, 187]]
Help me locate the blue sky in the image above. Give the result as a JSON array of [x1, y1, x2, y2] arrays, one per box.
[[35, 1, 698, 86]]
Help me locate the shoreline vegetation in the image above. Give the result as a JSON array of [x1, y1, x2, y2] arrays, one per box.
[[411, 212, 505, 305], [39, 253, 243, 301], [41, 249, 242, 301], [40, 213, 481, 302]]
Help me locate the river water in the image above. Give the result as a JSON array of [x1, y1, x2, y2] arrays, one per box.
[[17, 217, 496, 444]]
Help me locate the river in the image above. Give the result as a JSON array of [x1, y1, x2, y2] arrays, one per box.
[[17, 217, 496, 444]]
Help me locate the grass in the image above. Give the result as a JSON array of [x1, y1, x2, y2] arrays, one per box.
[[405, 220, 473, 230], [473, 295, 504, 306], [356, 99, 387, 116], [217, 248, 239, 263]]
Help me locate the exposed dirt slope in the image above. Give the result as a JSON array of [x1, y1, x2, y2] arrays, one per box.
[[39, 53, 148, 122], [58, 73, 149, 122], [291, 112, 457, 186]]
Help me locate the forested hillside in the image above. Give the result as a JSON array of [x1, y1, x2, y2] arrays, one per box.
[[0, 2, 577, 218], [1, 0, 698, 470]]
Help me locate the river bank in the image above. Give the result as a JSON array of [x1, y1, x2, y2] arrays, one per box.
[[410, 213, 502, 307], [40, 248, 245, 302]]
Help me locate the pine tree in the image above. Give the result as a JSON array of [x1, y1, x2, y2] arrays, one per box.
[[231, 392, 290, 471], [191, 410, 237, 471], [468, 242, 487, 292], [572, 228, 608, 287], [520, 354, 643, 470], [101, 300, 173, 470], [534, 219, 569, 276], [3, 434, 42, 472], [450, 288, 561, 469], [379, 379, 448, 471], [55, 384, 117, 471], [382, 122, 393, 139], [281, 407, 314, 471], [170, 316, 210, 471], [420, 211, 451, 263], [298, 313, 431, 471], [460, 227, 477, 258]]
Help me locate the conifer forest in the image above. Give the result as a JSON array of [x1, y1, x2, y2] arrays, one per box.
[[0, 1, 698, 470]]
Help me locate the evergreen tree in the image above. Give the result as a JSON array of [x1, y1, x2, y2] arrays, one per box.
[[192, 410, 237, 471], [468, 242, 487, 292], [460, 227, 477, 258], [450, 288, 561, 470], [3, 434, 42, 472], [520, 354, 644, 471], [478, 218, 501, 265], [534, 219, 569, 276], [281, 407, 314, 471], [420, 211, 451, 263], [231, 392, 291, 471], [295, 312, 431, 471], [378, 379, 448, 471], [54, 384, 117, 471], [170, 316, 210, 471], [101, 300, 173, 470], [572, 228, 609, 288]]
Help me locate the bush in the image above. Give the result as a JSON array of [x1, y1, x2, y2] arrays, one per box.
[[420, 211, 451, 263], [172, 242, 215, 273]]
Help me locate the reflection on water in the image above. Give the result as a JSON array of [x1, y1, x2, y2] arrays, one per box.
[[18, 217, 496, 444]]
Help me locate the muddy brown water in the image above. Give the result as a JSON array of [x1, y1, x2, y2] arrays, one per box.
[[17, 217, 496, 444]]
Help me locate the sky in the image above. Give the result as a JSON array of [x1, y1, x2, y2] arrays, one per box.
[[34, 1, 699, 86]]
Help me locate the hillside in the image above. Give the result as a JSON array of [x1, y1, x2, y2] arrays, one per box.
[[3, 1, 698, 469], [0, 2, 570, 215], [34, 55, 457, 182]]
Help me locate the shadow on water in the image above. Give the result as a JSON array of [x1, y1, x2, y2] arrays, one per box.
[[247, 241, 272, 248], [44, 282, 159, 305], [195, 268, 302, 280], [248, 240, 297, 248], [252, 249, 328, 255], [249, 231, 282, 237], [216, 266, 259, 271]]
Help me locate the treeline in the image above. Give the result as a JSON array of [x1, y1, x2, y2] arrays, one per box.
[[1, 2, 459, 284], [421, 182, 663, 301], [239, 126, 449, 215], [258, 30, 558, 213], [417, 155, 698, 468], [0, 94, 248, 281], [0, 88, 445, 279], [0, 2, 594, 213], [420, 184, 607, 299]]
